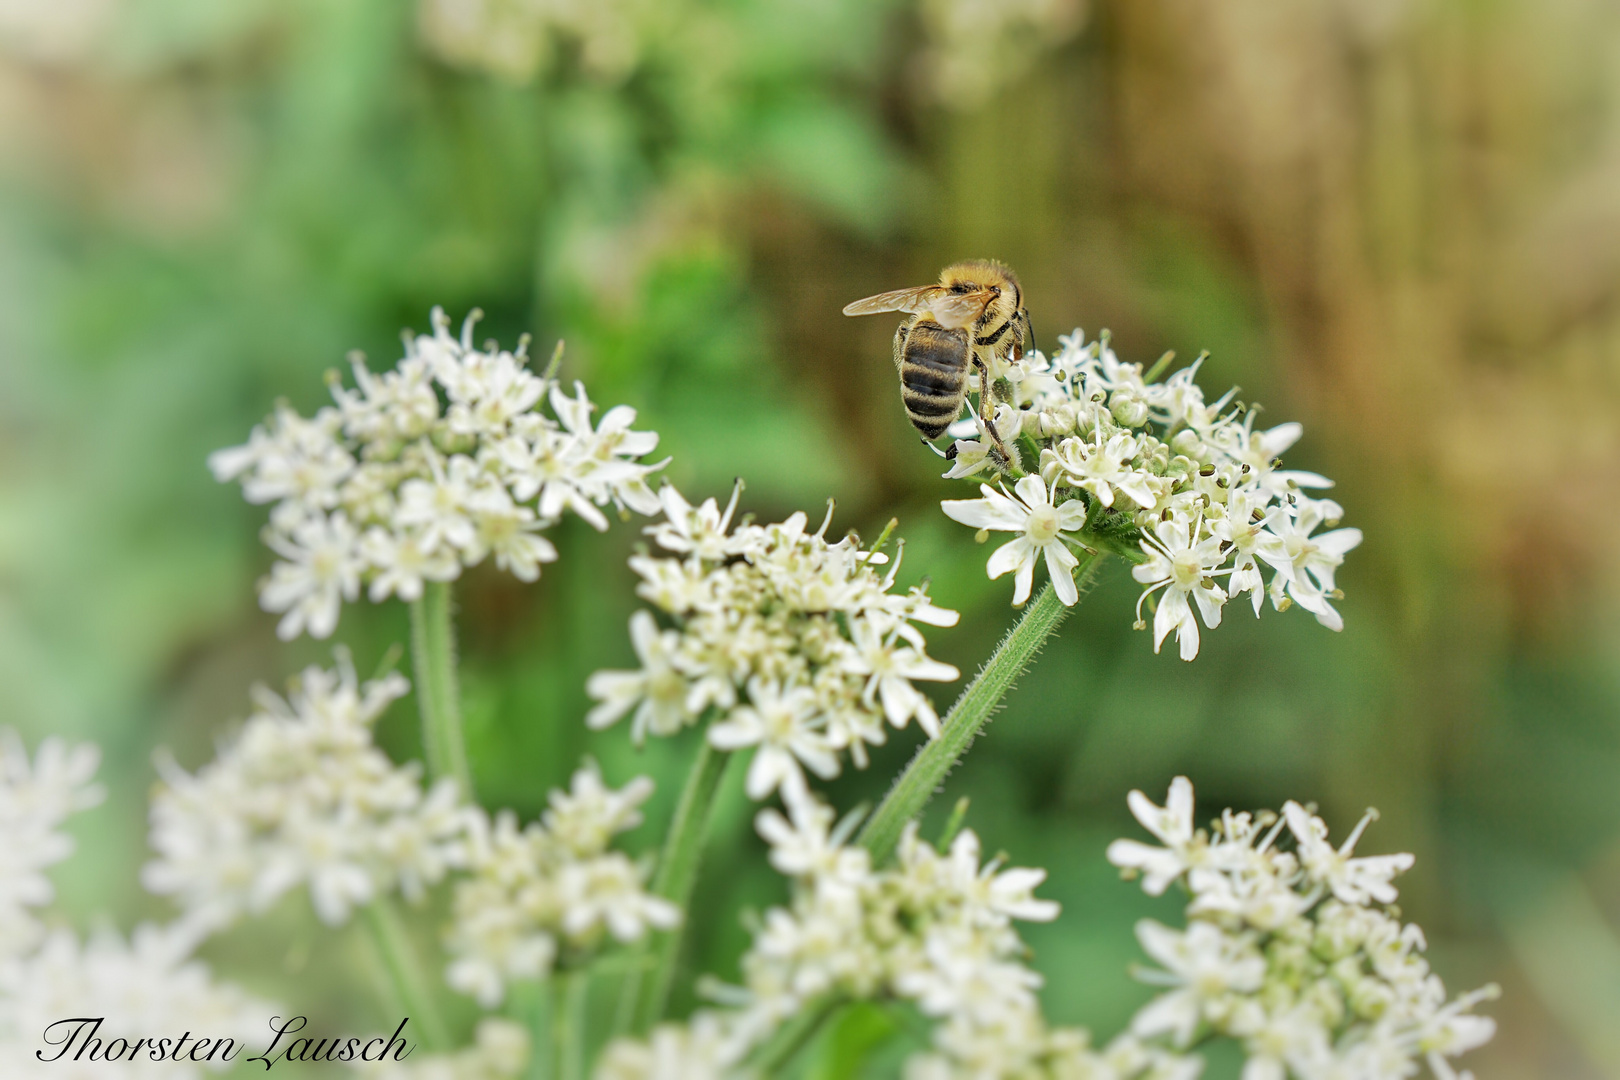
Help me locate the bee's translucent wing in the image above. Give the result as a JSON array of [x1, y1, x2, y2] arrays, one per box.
[[842, 286, 945, 316], [924, 291, 992, 328]]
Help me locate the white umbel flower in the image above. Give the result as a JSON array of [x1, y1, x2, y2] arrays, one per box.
[[445, 761, 676, 1008], [213, 307, 666, 639], [351, 1018, 529, 1080], [0, 732, 103, 961], [939, 329, 1360, 660], [1109, 777, 1497, 1080], [588, 487, 959, 805], [1104, 776, 1196, 897], [0, 923, 271, 1080], [601, 792, 1199, 1080], [941, 475, 1089, 605], [1132, 514, 1229, 662], [143, 655, 475, 933]]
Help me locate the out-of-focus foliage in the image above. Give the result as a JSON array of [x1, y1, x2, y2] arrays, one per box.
[[1, 0, 1617, 1075]]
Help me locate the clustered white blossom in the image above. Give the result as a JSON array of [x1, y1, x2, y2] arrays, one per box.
[[210, 307, 665, 640], [417, 0, 651, 84], [596, 795, 1200, 1080], [0, 923, 272, 1080], [0, 731, 102, 958], [586, 487, 961, 806], [1108, 778, 1497, 1080], [351, 1018, 529, 1080], [917, 0, 1087, 108], [941, 331, 1362, 660], [445, 760, 677, 1007], [0, 735, 272, 1080], [143, 656, 474, 933]]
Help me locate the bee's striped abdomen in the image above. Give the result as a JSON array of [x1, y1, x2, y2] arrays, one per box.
[[898, 322, 970, 440]]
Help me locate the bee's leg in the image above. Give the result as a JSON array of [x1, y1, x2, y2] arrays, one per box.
[[892, 321, 908, 372], [1015, 309, 1034, 361], [973, 355, 1014, 462]]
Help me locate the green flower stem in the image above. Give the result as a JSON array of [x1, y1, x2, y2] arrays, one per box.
[[508, 979, 553, 1080], [556, 969, 589, 1080], [744, 996, 842, 1075], [362, 899, 450, 1053], [618, 734, 730, 1035], [857, 556, 1101, 864], [742, 561, 1101, 1071], [410, 580, 474, 801]]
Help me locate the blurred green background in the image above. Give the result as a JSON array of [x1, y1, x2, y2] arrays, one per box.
[[3, 0, 1619, 1075]]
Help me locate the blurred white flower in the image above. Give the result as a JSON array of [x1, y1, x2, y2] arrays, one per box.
[[917, 0, 1088, 109], [1283, 802, 1413, 906], [351, 1018, 529, 1080], [1130, 920, 1265, 1046], [445, 761, 675, 1007], [0, 923, 270, 1080], [1105, 776, 1196, 896], [602, 792, 1198, 1080], [213, 307, 665, 639], [594, 1013, 740, 1080], [143, 655, 474, 932], [418, 0, 651, 85], [0, 732, 103, 960], [259, 511, 365, 640], [1110, 777, 1497, 1080]]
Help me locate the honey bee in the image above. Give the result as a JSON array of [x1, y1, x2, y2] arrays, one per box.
[[843, 260, 1032, 460]]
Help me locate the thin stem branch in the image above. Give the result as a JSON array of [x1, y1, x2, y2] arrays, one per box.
[[556, 969, 588, 1080], [616, 734, 730, 1035], [410, 580, 474, 801], [507, 979, 553, 1080], [744, 996, 842, 1075], [362, 899, 450, 1053], [857, 556, 1101, 864]]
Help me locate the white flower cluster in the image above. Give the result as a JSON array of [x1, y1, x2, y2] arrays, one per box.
[[445, 761, 677, 1007], [350, 1018, 529, 1080], [918, 0, 1087, 108], [210, 307, 664, 640], [0, 923, 270, 1080], [144, 656, 473, 932], [941, 332, 1361, 660], [0, 731, 102, 959], [587, 487, 960, 806], [597, 796, 1200, 1080], [1108, 778, 1497, 1080], [418, 0, 650, 85]]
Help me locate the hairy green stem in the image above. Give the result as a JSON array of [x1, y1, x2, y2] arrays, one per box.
[[410, 581, 474, 800], [857, 557, 1100, 864], [362, 899, 450, 1052], [617, 735, 731, 1035], [743, 562, 1101, 1070], [556, 970, 588, 1080]]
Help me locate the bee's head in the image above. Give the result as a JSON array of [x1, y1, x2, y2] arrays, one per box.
[[939, 260, 1022, 326]]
